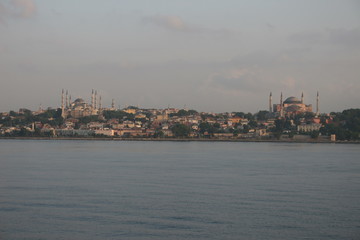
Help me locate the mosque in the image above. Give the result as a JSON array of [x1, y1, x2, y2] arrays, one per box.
[[269, 92, 319, 117], [60, 89, 114, 119]]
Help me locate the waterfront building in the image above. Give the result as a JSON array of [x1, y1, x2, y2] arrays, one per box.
[[94, 129, 115, 136], [55, 129, 95, 137], [297, 123, 322, 132]]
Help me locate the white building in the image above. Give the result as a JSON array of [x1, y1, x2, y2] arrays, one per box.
[[297, 123, 322, 132]]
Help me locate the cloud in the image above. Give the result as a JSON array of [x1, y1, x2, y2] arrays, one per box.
[[204, 54, 305, 99], [207, 68, 263, 94], [0, 0, 36, 23], [288, 27, 360, 46], [229, 48, 312, 68], [288, 31, 324, 45], [328, 27, 360, 46], [11, 0, 36, 18], [281, 77, 296, 90], [51, 8, 62, 16], [142, 14, 232, 35], [266, 23, 275, 30], [202, 67, 302, 111], [142, 15, 188, 31]]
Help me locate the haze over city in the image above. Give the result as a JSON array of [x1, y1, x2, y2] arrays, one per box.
[[1, 0, 359, 113]]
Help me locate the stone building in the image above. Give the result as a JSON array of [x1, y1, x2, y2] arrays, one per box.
[[270, 92, 319, 117]]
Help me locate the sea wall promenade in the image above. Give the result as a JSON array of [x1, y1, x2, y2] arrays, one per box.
[[1, 136, 359, 144]]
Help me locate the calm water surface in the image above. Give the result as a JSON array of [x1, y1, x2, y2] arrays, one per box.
[[0, 140, 359, 240]]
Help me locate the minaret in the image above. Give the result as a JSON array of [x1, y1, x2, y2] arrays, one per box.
[[280, 92, 284, 117], [269, 92, 272, 112], [61, 89, 65, 118], [69, 95, 71, 108], [65, 90, 69, 109], [61, 89, 64, 109], [111, 99, 115, 109], [94, 90, 97, 109], [301, 92, 304, 104], [316, 91, 319, 116], [99, 95, 102, 110], [91, 89, 94, 109]]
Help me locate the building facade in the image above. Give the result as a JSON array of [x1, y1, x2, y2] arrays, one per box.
[[270, 92, 319, 117], [61, 89, 102, 119]]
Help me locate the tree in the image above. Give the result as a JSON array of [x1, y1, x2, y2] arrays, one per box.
[[320, 108, 360, 140], [256, 110, 269, 121], [242, 124, 250, 133], [187, 109, 198, 115], [153, 130, 164, 138], [9, 111, 19, 117], [17, 127, 32, 137], [233, 112, 245, 118], [248, 120, 258, 128], [102, 110, 128, 120], [270, 118, 285, 138], [288, 131, 295, 139], [232, 129, 240, 136], [274, 119, 285, 132], [170, 109, 198, 117], [55, 108, 63, 118], [199, 122, 215, 135], [78, 115, 100, 124], [244, 112, 254, 120], [171, 123, 190, 137], [310, 131, 319, 139], [273, 131, 282, 140], [341, 109, 360, 133], [304, 112, 315, 119]]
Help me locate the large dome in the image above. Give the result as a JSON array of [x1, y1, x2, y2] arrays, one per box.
[[284, 96, 301, 104], [74, 98, 85, 103]]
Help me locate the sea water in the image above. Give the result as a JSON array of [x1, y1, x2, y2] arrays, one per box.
[[0, 140, 359, 240]]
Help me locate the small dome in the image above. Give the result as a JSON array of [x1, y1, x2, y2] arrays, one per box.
[[284, 96, 301, 104]]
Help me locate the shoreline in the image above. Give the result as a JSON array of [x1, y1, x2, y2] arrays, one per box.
[[0, 136, 359, 144]]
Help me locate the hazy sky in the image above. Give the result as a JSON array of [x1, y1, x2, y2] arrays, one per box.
[[1, 0, 359, 113]]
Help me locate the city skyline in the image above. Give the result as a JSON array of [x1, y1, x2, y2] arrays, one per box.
[[1, 0, 359, 113], [56, 89, 321, 114], [3, 88, 325, 115]]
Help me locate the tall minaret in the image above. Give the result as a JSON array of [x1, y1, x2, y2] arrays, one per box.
[[111, 99, 115, 109], [94, 90, 97, 109], [269, 92, 272, 112], [301, 92, 304, 104], [280, 92, 284, 117], [61, 89, 64, 109], [61, 89, 65, 118], [69, 95, 71, 108], [99, 95, 102, 110], [316, 91, 319, 116], [65, 90, 69, 109], [91, 89, 94, 109]]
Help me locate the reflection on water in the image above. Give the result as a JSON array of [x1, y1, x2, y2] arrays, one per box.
[[0, 140, 359, 240]]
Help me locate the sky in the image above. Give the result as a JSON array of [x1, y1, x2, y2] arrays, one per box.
[[0, 0, 359, 113]]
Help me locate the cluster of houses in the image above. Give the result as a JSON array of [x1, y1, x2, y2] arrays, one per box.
[[0, 106, 325, 139]]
